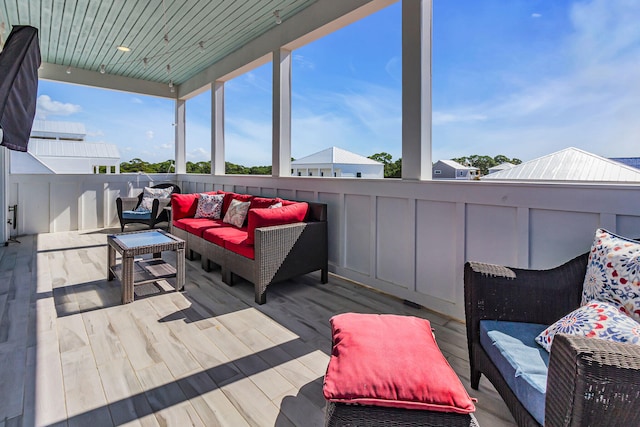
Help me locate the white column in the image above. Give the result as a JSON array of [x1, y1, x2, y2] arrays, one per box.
[[175, 98, 186, 174], [272, 48, 292, 177], [402, 0, 432, 180], [212, 81, 225, 175]]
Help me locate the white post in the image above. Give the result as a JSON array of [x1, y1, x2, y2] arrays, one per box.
[[212, 81, 225, 175], [175, 99, 186, 174], [402, 0, 432, 180], [272, 48, 292, 177]]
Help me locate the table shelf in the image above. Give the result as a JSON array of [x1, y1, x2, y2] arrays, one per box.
[[110, 258, 177, 287]]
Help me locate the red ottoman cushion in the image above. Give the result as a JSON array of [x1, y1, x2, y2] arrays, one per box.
[[323, 313, 476, 414]]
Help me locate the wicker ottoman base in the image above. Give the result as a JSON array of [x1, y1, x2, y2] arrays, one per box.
[[325, 402, 479, 427]]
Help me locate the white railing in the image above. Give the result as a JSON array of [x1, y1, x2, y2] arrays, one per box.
[[10, 172, 640, 320]]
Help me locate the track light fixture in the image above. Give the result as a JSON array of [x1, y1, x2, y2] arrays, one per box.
[[274, 10, 282, 25], [66, 66, 71, 74], [198, 41, 204, 52], [100, 64, 105, 74]]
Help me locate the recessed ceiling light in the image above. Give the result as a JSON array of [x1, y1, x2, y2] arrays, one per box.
[[116, 45, 131, 52]]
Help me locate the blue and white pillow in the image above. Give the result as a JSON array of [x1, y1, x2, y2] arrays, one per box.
[[535, 300, 640, 352]]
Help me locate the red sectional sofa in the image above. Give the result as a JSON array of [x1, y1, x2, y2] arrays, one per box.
[[170, 191, 328, 304]]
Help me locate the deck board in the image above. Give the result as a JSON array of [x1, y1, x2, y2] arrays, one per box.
[[0, 228, 516, 426]]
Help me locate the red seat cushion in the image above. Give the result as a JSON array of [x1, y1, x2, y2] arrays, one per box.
[[183, 218, 228, 237], [323, 313, 476, 414], [202, 226, 248, 247], [245, 202, 309, 245], [171, 193, 199, 221], [224, 236, 255, 259]]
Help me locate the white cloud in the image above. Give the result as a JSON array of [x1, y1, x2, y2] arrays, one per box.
[[146, 130, 154, 139], [433, 112, 487, 125], [131, 97, 143, 104], [294, 54, 315, 70], [187, 147, 210, 161], [35, 95, 81, 119], [531, 13, 542, 18], [160, 143, 173, 149]]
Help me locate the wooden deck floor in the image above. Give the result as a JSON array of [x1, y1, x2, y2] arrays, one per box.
[[0, 228, 516, 427]]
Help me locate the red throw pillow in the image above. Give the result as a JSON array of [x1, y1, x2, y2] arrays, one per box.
[[323, 313, 476, 414], [171, 193, 199, 220], [245, 202, 308, 245], [222, 192, 253, 217]]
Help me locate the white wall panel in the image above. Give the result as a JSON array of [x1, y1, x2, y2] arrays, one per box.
[[296, 190, 315, 202], [416, 200, 458, 303], [617, 215, 640, 238], [529, 209, 600, 269], [80, 186, 100, 230], [52, 182, 79, 232], [345, 194, 371, 275], [318, 192, 342, 265], [466, 204, 518, 266], [18, 183, 50, 235], [376, 197, 412, 289], [277, 189, 295, 200]]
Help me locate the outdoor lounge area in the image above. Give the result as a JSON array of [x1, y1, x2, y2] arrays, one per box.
[[0, 227, 516, 426], [2, 0, 640, 426]]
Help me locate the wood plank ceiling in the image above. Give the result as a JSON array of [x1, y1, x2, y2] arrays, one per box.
[[0, 0, 316, 85]]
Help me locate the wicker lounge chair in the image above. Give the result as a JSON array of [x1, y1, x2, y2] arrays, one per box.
[[464, 254, 640, 426], [116, 183, 180, 231]]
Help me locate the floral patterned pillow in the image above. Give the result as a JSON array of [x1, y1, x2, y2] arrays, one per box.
[[134, 186, 173, 212], [535, 300, 640, 352], [581, 228, 640, 322], [195, 194, 224, 219], [223, 199, 251, 228]]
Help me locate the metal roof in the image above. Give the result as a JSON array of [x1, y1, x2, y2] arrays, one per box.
[[0, 0, 316, 86], [483, 147, 640, 182], [28, 139, 120, 159], [437, 159, 479, 171], [31, 120, 86, 139], [292, 146, 382, 166]]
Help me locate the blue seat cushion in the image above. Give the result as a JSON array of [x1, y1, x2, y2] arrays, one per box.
[[480, 320, 549, 425], [122, 210, 151, 220]]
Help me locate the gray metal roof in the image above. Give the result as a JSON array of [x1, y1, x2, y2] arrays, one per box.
[[292, 147, 382, 166], [483, 147, 640, 182]]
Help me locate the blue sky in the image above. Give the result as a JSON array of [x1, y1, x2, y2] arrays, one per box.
[[36, 0, 640, 166]]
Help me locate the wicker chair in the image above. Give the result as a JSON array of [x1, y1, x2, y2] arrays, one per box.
[[116, 183, 180, 232], [464, 254, 640, 427]]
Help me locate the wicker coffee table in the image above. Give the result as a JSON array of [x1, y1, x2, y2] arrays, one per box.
[[107, 229, 185, 304]]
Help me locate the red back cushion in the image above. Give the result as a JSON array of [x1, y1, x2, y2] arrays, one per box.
[[323, 313, 476, 414], [249, 196, 279, 210], [171, 193, 198, 221], [245, 202, 308, 245], [222, 192, 253, 216]]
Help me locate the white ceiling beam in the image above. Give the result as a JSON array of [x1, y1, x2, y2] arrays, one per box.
[[38, 62, 175, 99]]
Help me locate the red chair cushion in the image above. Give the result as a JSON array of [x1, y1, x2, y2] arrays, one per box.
[[249, 196, 280, 210], [202, 226, 248, 247], [323, 313, 476, 414], [224, 236, 255, 259], [171, 193, 198, 221], [183, 218, 228, 237], [245, 202, 308, 245]]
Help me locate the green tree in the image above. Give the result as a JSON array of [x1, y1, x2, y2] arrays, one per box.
[[368, 152, 402, 178], [452, 154, 522, 176]]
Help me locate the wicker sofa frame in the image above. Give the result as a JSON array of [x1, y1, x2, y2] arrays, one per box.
[[116, 183, 180, 231], [172, 200, 328, 304], [464, 254, 640, 427]]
